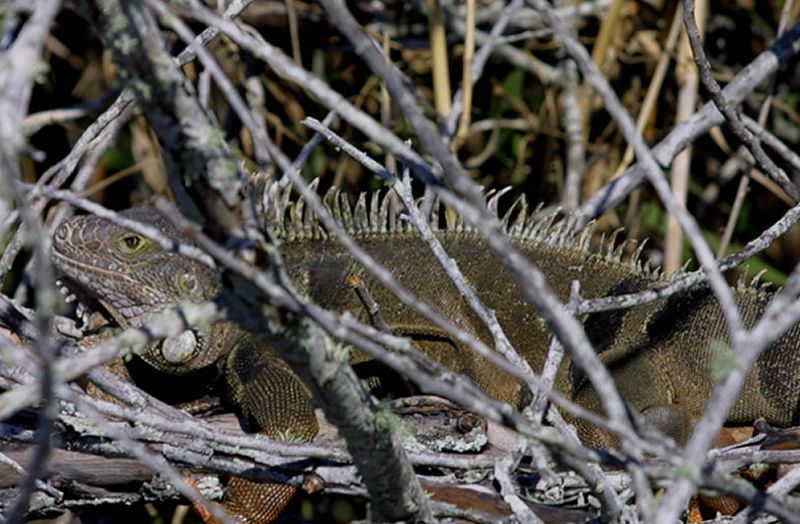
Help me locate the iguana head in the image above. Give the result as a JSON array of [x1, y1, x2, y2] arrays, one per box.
[[52, 207, 224, 373]]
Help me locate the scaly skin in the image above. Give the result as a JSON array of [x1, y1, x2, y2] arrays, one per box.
[[51, 200, 800, 522]]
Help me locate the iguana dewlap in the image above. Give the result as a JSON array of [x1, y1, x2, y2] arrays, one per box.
[[50, 191, 800, 522]]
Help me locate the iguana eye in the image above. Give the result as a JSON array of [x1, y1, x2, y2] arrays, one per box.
[[119, 234, 143, 253], [178, 273, 198, 295]]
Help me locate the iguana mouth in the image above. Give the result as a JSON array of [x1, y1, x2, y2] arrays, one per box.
[[55, 275, 116, 332], [56, 272, 207, 370]]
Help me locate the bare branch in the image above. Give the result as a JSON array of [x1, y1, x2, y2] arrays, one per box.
[[682, 0, 799, 202], [577, 20, 800, 220]]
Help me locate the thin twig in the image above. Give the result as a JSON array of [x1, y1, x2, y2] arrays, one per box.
[[682, 0, 799, 202], [576, 20, 800, 221], [0, 1, 63, 520], [560, 61, 584, 211], [742, 114, 800, 174], [0, 302, 223, 420], [495, 449, 545, 523], [59, 387, 237, 523]]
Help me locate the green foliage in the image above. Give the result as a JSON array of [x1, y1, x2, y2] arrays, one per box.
[[101, 142, 136, 172]]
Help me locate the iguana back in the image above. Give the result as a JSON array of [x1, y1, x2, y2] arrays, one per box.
[[280, 226, 800, 443]]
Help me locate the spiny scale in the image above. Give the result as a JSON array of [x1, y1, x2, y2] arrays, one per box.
[[254, 173, 653, 273]]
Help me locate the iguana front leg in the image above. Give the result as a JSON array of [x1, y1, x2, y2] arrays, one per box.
[[220, 334, 319, 523]]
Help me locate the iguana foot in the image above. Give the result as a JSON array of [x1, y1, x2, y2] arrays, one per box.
[[187, 477, 297, 524], [687, 493, 742, 522], [221, 477, 298, 524], [641, 404, 691, 445]]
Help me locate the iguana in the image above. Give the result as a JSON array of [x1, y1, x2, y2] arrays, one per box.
[[50, 183, 800, 522]]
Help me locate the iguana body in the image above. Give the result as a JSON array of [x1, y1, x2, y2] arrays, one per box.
[[50, 188, 800, 522]]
